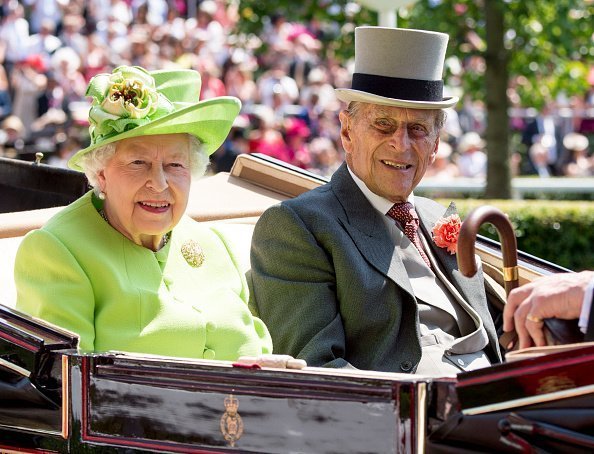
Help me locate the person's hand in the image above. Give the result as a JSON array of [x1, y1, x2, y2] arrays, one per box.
[[235, 354, 307, 369], [503, 271, 594, 349]]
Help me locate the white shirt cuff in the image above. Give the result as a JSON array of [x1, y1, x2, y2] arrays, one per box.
[[578, 277, 594, 334]]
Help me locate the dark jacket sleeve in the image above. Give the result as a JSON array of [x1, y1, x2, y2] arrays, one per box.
[[248, 203, 351, 368]]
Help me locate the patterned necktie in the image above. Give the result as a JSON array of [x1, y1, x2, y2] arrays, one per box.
[[387, 202, 432, 268]]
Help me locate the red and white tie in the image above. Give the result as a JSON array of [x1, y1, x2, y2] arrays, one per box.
[[387, 202, 431, 268]]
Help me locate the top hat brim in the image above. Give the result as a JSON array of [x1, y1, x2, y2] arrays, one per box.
[[68, 97, 241, 172], [335, 88, 458, 109]]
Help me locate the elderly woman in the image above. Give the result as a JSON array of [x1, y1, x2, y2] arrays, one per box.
[[14, 66, 273, 362]]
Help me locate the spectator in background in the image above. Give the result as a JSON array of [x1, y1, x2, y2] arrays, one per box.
[[59, 14, 87, 58], [257, 58, 299, 109], [83, 33, 111, 80], [247, 104, 290, 163], [561, 132, 592, 177], [126, 28, 151, 68], [0, 114, 25, 157], [195, 57, 226, 99], [106, 0, 133, 26], [213, 114, 250, 173], [186, 0, 225, 65], [0, 1, 30, 79], [300, 66, 337, 136], [87, 0, 112, 27], [212, 0, 237, 31], [284, 116, 311, 169], [425, 142, 459, 179], [10, 55, 47, 139], [263, 13, 292, 52], [455, 131, 487, 178], [458, 95, 486, 135], [26, 18, 62, 62], [521, 101, 563, 176], [102, 15, 130, 59], [47, 135, 81, 168], [23, 0, 65, 35], [222, 59, 258, 107], [28, 106, 67, 154], [528, 140, 552, 178], [306, 136, 342, 178], [441, 106, 463, 148], [131, 0, 168, 27], [0, 63, 11, 120], [287, 30, 320, 88], [50, 47, 86, 112]]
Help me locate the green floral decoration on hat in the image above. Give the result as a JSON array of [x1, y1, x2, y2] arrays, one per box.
[[86, 66, 174, 143]]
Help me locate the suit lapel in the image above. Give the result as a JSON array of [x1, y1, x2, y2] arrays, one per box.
[[416, 198, 489, 302], [330, 164, 414, 298], [416, 199, 461, 283], [415, 197, 500, 358]]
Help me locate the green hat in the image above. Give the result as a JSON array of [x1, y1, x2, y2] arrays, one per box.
[[68, 65, 241, 171]]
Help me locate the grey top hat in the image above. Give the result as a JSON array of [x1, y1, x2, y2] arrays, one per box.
[[335, 26, 459, 109]]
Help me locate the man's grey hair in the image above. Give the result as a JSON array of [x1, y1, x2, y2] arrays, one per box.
[[346, 101, 447, 132], [78, 134, 208, 195]]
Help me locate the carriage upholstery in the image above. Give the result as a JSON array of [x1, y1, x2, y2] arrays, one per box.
[[0, 156, 89, 214]]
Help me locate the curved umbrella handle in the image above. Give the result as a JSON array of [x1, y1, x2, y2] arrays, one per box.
[[457, 205, 519, 296], [456, 205, 583, 348]]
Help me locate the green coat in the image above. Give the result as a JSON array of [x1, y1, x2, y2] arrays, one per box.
[[15, 191, 272, 360]]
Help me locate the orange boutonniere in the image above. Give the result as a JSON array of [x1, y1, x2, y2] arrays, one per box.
[[432, 214, 461, 254]]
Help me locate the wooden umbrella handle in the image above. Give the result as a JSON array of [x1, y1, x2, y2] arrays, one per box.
[[457, 205, 519, 295], [457, 206, 584, 349]]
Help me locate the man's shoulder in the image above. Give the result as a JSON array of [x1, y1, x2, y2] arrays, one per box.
[[414, 195, 450, 212], [283, 182, 334, 208], [256, 182, 341, 229]]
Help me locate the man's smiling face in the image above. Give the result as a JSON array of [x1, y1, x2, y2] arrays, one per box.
[[340, 102, 441, 203]]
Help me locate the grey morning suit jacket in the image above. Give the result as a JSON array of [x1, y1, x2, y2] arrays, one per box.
[[249, 163, 502, 373]]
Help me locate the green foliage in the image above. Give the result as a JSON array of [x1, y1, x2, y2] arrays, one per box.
[[449, 199, 594, 272], [236, 0, 594, 108], [236, 0, 377, 64], [399, 0, 593, 108]]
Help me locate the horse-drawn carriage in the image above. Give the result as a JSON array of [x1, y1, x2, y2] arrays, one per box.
[[1, 154, 593, 453]]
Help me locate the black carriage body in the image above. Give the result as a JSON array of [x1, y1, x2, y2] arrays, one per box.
[[0, 304, 435, 453], [2, 304, 594, 453]]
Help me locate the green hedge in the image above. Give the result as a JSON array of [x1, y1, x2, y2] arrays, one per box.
[[441, 199, 594, 272]]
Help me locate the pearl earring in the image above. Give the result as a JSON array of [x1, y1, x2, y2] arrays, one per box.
[[98, 191, 106, 200]]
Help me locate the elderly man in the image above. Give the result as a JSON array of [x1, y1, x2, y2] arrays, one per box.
[[249, 27, 502, 376]]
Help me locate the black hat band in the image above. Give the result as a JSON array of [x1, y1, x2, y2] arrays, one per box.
[[351, 73, 444, 102]]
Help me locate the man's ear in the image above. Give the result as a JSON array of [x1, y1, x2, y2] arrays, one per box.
[[339, 110, 353, 154], [429, 137, 440, 165]]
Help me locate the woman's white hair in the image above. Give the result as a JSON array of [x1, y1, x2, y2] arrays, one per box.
[[78, 134, 209, 195]]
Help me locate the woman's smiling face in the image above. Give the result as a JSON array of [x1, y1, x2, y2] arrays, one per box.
[[340, 103, 441, 203], [98, 134, 192, 250]]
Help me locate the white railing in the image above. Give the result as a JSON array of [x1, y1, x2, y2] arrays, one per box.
[[416, 177, 594, 199]]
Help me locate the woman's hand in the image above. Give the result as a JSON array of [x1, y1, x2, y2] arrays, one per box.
[[236, 354, 307, 370]]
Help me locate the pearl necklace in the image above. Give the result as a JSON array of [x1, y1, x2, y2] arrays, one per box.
[[98, 209, 171, 248]]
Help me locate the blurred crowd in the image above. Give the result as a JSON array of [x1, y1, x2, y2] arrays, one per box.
[[1, 0, 593, 179]]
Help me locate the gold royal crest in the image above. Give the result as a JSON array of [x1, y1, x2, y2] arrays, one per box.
[[220, 394, 244, 447]]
